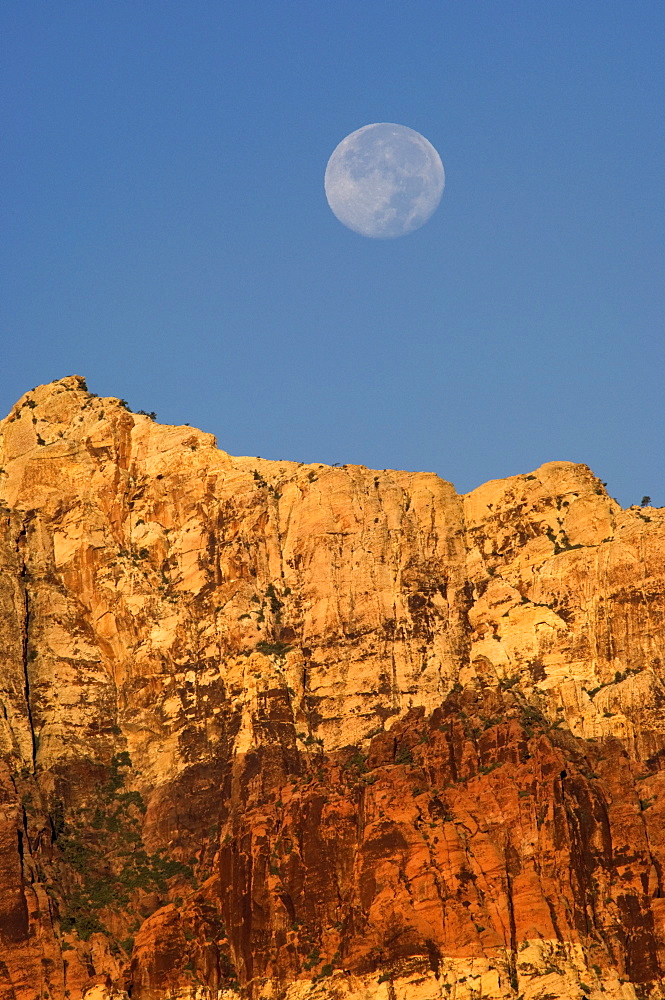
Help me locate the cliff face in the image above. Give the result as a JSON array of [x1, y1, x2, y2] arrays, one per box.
[[0, 376, 664, 1000]]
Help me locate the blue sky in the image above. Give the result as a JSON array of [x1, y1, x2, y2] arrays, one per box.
[[1, 2, 663, 506]]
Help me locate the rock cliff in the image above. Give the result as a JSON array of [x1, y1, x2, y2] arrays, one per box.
[[0, 376, 664, 1000]]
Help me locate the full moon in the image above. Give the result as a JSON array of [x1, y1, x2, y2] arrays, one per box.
[[324, 123, 445, 239]]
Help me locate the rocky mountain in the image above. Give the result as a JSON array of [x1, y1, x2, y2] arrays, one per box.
[[1, 376, 664, 1000]]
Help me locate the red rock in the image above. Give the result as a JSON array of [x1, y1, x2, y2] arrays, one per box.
[[0, 378, 664, 998]]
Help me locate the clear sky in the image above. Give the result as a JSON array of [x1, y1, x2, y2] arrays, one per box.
[[2, 2, 663, 506]]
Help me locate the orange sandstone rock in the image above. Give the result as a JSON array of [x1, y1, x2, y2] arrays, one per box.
[[0, 377, 664, 999]]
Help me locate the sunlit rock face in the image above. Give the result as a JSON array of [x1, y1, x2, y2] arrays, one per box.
[[1, 376, 665, 1000]]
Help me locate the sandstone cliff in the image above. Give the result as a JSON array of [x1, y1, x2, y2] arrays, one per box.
[[0, 376, 664, 1000]]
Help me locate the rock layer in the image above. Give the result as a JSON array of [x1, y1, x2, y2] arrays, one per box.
[[0, 376, 664, 1000]]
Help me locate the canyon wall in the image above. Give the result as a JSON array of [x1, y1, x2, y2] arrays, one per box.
[[0, 376, 664, 1000]]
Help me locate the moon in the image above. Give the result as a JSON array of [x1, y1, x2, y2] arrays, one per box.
[[324, 123, 445, 239]]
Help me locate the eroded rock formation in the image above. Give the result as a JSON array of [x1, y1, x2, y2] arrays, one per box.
[[0, 376, 664, 1000]]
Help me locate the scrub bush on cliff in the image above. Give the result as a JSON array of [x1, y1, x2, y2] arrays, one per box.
[[52, 752, 194, 942]]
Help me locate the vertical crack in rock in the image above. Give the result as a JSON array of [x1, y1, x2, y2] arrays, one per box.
[[505, 871, 518, 992], [16, 521, 37, 773]]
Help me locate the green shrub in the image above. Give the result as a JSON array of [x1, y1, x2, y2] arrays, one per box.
[[303, 947, 320, 970], [345, 751, 368, 772], [52, 748, 193, 945], [255, 640, 292, 657]]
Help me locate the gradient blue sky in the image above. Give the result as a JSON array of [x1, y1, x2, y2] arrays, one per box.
[[2, 2, 663, 506]]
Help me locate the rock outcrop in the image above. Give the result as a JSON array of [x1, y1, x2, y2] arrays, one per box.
[[0, 376, 664, 1000]]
